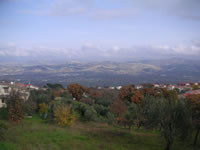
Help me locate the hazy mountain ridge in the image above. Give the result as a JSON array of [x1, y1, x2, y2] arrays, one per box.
[[0, 58, 200, 86]]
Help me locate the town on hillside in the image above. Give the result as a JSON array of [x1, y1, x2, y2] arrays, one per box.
[[1, 80, 200, 108]]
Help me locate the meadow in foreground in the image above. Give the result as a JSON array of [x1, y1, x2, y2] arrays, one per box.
[[0, 116, 198, 150]]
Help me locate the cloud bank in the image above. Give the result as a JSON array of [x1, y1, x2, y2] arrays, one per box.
[[0, 41, 200, 62]]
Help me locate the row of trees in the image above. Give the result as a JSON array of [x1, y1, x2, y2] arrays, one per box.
[[110, 85, 200, 150], [0, 83, 199, 150]]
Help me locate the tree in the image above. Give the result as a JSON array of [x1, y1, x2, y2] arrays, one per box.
[[119, 85, 144, 104], [67, 84, 88, 101], [0, 122, 7, 140], [110, 99, 127, 124], [29, 90, 53, 112], [39, 103, 48, 119], [54, 104, 77, 127], [47, 83, 63, 89], [192, 85, 200, 90], [161, 89, 178, 101], [143, 88, 159, 97], [73, 102, 97, 121], [7, 91, 24, 122], [186, 94, 200, 147], [142, 97, 191, 150]]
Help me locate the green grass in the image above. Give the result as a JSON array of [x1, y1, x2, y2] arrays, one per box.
[[0, 116, 199, 150]]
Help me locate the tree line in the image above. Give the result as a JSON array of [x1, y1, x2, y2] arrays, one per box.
[[0, 83, 199, 150]]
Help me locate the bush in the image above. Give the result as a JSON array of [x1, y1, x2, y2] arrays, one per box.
[[0, 122, 7, 140], [23, 100, 36, 116], [94, 104, 109, 117], [0, 108, 8, 120], [54, 104, 77, 127], [84, 107, 97, 121], [141, 97, 191, 150], [7, 91, 24, 122], [73, 102, 98, 121], [95, 98, 111, 107], [39, 103, 48, 119], [106, 112, 115, 125]]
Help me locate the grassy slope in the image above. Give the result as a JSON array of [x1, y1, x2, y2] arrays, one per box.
[[0, 116, 198, 150]]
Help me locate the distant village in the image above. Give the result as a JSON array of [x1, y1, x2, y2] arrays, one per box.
[[0, 81, 39, 108], [0, 80, 200, 108]]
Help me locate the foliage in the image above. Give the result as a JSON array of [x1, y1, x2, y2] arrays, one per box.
[[7, 91, 24, 122], [0, 108, 8, 120], [39, 103, 48, 119], [67, 83, 88, 101], [29, 90, 53, 111], [89, 89, 104, 100], [119, 85, 144, 104], [122, 104, 137, 129], [80, 97, 94, 105], [186, 94, 200, 147], [73, 102, 98, 121], [192, 85, 200, 90], [23, 100, 36, 116], [95, 98, 112, 107], [94, 104, 109, 117], [106, 112, 115, 125], [142, 97, 191, 150], [0, 122, 7, 140], [143, 88, 160, 97], [54, 104, 77, 127], [161, 89, 178, 101], [110, 99, 127, 123], [47, 83, 63, 89]]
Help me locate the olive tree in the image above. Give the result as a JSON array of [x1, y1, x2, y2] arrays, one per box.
[[141, 96, 191, 150]]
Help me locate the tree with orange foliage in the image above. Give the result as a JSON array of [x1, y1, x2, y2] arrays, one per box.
[[119, 85, 144, 104], [186, 94, 200, 147], [143, 88, 159, 97], [67, 83, 88, 101], [7, 91, 24, 122], [110, 99, 127, 123], [53, 90, 60, 98], [89, 89, 104, 100]]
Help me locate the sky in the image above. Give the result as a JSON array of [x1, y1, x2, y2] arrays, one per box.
[[0, 0, 200, 62]]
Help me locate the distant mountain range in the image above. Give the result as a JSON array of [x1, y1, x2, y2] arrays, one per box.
[[0, 58, 200, 87]]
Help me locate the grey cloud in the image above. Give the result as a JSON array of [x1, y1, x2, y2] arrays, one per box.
[[131, 0, 200, 20], [16, 0, 200, 20], [0, 41, 200, 62]]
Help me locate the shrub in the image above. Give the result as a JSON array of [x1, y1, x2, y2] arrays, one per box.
[[0, 108, 8, 120], [0, 122, 7, 140], [84, 106, 97, 121], [73, 102, 98, 121], [54, 104, 77, 127], [67, 83, 88, 101], [39, 103, 48, 119], [95, 98, 111, 107], [141, 97, 191, 150], [80, 97, 94, 105], [7, 91, 24, 122], [23, 100, 36, 116], [106, 112, 115, 125], [94, 104, 109, 117]]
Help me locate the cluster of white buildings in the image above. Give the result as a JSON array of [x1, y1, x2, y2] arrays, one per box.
[[97, 82, 200, 93], [0, 81, 39, 108]]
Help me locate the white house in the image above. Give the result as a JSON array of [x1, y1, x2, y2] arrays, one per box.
[[116, 86, 122, 90], [0, 99, 6, 108]]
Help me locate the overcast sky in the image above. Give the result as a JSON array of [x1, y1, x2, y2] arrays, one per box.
[[0, 0, 200, 62]]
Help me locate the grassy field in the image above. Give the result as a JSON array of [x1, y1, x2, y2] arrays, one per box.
[[0, 116, 198, 150]]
